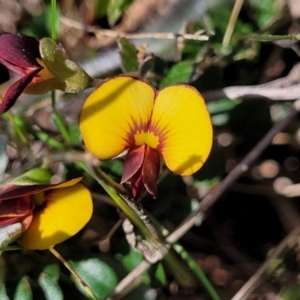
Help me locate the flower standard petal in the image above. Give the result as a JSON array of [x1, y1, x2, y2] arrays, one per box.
[[19, 183, 93, 250], [151, 85, 213, 175], [80, 76, 155, 159]]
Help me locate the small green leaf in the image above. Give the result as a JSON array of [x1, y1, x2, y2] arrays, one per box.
[[14, 277, 32, 300], [39, 38, 92, 93], [121, 247, 143, 271], [11, 168, 52, 185], [70, 258, 118, 299], [107, 0, 133, 26], [0, 285, 9, 300], [119, 37, 139, 72], [38, 264, 63, 300], [152, 263, 166, 286], [41, 264, 60, 279], [159, 61, 193, 88]]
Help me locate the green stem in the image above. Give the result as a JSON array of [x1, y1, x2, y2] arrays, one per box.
[[244, 34, 300, 42], [50, 1, 71, 145], [0, 245, 23, 251], [51, 0, 57, 41], [173, 244, 221, 300], [51, 91, 71, 146], [5, 113, 28, 145]]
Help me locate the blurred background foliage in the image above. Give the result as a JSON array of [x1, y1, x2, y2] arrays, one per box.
[[1, 0, 300, 299]]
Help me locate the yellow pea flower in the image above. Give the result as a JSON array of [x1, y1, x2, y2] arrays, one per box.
[[80, 76, 213, 197], [0, 177, 93, 250]]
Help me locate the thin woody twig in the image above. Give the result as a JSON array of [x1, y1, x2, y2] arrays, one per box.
[[106, 101, 300, 300], [222, 0, 244, 48], [49, 248, 99, 300], [60, 16, 209, 41]]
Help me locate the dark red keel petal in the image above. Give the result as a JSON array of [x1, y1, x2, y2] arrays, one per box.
[[130, 167, 144, 198], [121, 145, 145, 184], [142, 147, 160, 198], [0, 196, 33, 226], [121, 145, 160, 198], [0, 67, 42, 114], [0, 33, 40, 70]]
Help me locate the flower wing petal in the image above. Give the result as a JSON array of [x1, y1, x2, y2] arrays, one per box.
[[80, 76, 155, 159], [19, 183, 93, 250], [151, 85, 213, 175]]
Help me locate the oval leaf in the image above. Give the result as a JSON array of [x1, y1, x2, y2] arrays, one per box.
[[11, 168, 52, 185], [0, 284, 9, 300], [14, 277, 32, 300], [38, 264, 63, 300], [70, 258, 118, 299], [119, 38, 139, 73], [159, 61, 193, 88]]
